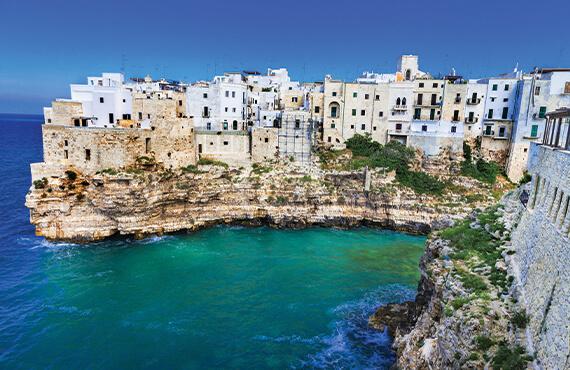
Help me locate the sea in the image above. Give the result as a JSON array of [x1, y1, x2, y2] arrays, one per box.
[[0, 113, 426, 369]]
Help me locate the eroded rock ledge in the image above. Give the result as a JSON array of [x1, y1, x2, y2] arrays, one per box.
[[25, 162, 498, 242]]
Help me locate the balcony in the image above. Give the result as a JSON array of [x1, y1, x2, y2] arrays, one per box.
[[392, 105, 407, 111], [388, 128, 410, 136], [465, 117, 479, 124], [415, 101, 441, 107], [466, 98, 481, 105]]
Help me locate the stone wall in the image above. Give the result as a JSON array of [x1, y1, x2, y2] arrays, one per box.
[[195, 131, 250, 166], [511, 143, 570, 369], [251, 127, 278, 162]]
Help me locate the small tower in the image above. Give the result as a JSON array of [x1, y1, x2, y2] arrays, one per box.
[[398, 55, 419, 81]]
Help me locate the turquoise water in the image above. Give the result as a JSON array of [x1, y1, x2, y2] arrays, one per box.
[[0, 115, 426, 369]]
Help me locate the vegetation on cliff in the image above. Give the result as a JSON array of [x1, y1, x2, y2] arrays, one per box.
[[460, 142, 501, 184], [342, 134, 445, 195]]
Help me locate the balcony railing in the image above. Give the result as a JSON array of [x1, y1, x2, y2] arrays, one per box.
[[415, 101, 441, 107], [392, 105, 407, 110], [466, 98, 481, 105], [465, 117, 479, 124]]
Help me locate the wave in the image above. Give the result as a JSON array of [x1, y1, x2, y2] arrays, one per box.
[[294, 284, 416, 369]]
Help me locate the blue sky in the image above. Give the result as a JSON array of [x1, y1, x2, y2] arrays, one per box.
[[1, 0, 569, 114]]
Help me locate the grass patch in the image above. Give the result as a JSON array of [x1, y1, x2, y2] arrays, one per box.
[[181, 164, 203, 174], [455, 267, 487, 293], [450, 297, 470, 309], [197, 158, 229, 169], [475, 335, 495, 351], [251, 163, 271, 175]]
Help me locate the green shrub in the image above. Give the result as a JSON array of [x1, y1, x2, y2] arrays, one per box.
[[99, 168, 118, 176], [65, 170, 77, 181], [475, 335, 494, 351], [511, 310, 530, 329], [251, 163, 271, 175], [33, 177, 48, 189], [455, 267, 487, 293], [396, 168, 445, 195], [275, 196, 287, 204], [450, 297, 470, 309], [492, 343, 532, 370], [461, 159, 500, 184], [519, 171, 532, 185]]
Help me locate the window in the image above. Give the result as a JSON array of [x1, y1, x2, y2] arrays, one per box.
[[328, 137, 332, 143], [365, 94, 369, 100], [502, 107, 508, 119], [225, 107, 228, 112], [109, 113, 114, 123], [453, 110, 459, 121], [538, 106, 547, 118], [64, 140, 68, 146], [353, 92, 357, 98], [352, 109, 357, 116], [361, 124, 365, 130], [330, 106, 338, 117], [147, 114, 151, 119], [491, 97, 496, 102], [402, 97, 407, 106], [74, 118, 80, 126], [331, 123, 336, 128], [373, 126, 377, 131], [203, 93, 208, 98], [264, 138, 269, 143], [225, 91, 229, 97], [504, 84, 509, 91], [451, 126, 457, 133], [232, 108, 236, 112], [295, 120, 300, 129], [432, 83, 438, 88], [315, 106, 320, 113], [419, 83, 424, 88], [375, 95, 380, 100], [396, 123, 402, 130], [207, 122, 211, 130], [498, 126, 506, 137], [414, 108, 421, 119], [145, 138, 151, 153], [534, 86, 541, 96], [292, 97, 298, 103], [492, 84, 498, 91], [64, 150, 68, 159], [417, 93, 423, 105], [223, 141, 229, 146], [123, 99, 126, 103], [361, 110, 365, 116], [379, 111, 383, 117], [565, 82, 570, 94], [485, 125, 492, 135], [503, 98, 508, 102], [488, 109, 494, 119], [430, 94, 437, 105], [232, 120, 238, 130], [178, 100, 182, 106], [530, 125, 538, 137], [223, 121, 228, 130], [429, 109, 435, 120], [99, 97, 104, 103], [138, 112, 143, 120], [422, 125, 427, 132], [85, 149, 91, 161], [232, 91, 235, 98], [350, 125, 354, 129], [332, 92, 337, 97]]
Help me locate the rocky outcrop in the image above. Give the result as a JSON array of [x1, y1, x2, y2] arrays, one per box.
[[370, 190, 534, 369], [25, 161, 492, 242]]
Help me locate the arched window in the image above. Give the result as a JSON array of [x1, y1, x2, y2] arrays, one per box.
[[402, 97, 407, 106], [232, 120, 238, 130], [396, 97, 401, 106], [329, 102, 340, 118], [405, 69, 411, 80]]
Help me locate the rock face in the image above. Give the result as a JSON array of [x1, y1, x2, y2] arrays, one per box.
[[371, 191, 533, 369], [25, 163, 477, 242]]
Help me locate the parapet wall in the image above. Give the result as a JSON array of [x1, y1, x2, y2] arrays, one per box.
[[511, 143, 570, 369]]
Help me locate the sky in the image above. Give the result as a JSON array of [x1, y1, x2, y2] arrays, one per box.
[[1, 0, 569, 114]]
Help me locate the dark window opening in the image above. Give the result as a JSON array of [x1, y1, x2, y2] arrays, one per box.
[[85, 149, 91, 161]]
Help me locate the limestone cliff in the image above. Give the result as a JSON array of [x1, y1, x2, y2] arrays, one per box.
[[25, 160, 499, 242], [370, 189, 534, 369]]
